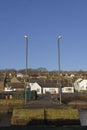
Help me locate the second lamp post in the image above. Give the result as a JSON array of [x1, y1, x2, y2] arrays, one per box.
[[58, 35, 62, 104], [24, 35, 28, 76], [24, 35, 28, 105]]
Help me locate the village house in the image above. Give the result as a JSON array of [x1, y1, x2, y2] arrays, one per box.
[[7, 77, 24, 91], [41, 81, 59, 94], [28, 82, 42, 94], [62, 87, 74, 93], [42, 87, 58, 94], [74, 78, 87, 92], [16, 73, 23, 78]]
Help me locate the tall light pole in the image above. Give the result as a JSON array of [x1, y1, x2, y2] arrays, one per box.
[[58, 35, 62, 104], [24, 35, 28, 76], [24, 35, 28, 105]]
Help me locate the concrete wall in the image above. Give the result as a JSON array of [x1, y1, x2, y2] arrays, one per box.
[[11, 108, 79, 125]]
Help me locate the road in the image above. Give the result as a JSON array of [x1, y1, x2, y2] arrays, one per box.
[[22, 93, 87, 109], [24, 94, 67, 109]]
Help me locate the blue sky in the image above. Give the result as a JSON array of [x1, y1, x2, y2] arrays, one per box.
[[0, 0, 87, 71]]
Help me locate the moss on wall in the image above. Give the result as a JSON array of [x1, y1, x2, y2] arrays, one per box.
[[11, 108, 79, 125]]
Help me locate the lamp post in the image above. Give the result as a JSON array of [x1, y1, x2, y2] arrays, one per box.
[[58, 35, 62, 104], [24, 35, 28, 76], [24, 35, 28, 105]]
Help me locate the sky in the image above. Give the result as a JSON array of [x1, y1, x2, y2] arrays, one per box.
[[0, 0, 87, 71]]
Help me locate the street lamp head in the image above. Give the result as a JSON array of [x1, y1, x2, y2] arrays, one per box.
[[58, 35, 62, 40], [24, 35, 28, 39]]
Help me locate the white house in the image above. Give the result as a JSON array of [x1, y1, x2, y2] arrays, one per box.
[[28, 82, 42, 94], [42, 87, 59, 94], [17, 73, 23, 78], [78, 80, 87, 92], [74, 78, 82, 92], [62, 87, 74, 93], [4, 87, 16, 92], [70, 74, 75, 78], [74, 79, 87, 92]]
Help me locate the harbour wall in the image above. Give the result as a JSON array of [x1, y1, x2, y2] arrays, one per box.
[[11, 108, 80, 126]]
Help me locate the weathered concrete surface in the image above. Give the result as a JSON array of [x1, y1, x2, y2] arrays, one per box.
[[11, 108, 79, 125], [11, 108, 44, 125]]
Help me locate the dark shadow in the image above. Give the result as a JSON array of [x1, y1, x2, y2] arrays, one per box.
[[26, 119, 80, 126]]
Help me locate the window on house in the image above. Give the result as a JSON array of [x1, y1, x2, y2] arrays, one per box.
[[49, 88, 55, 93], [37, 88, 40, 92], [67, 88, 72, 91]]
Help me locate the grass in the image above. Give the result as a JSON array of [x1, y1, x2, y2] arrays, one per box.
[[0, 99, 24, 113], [0, 99, 24, 106]]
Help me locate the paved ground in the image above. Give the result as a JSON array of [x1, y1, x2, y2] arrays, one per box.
[[23, 94, 67, 109]]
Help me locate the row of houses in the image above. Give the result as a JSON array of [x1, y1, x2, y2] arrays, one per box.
[[1, 76, 87, 94], [4, 82, 74, 94], [25, 79, 87, 94], [16, 73, 75, 78], [3, 77, 74, 94]]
